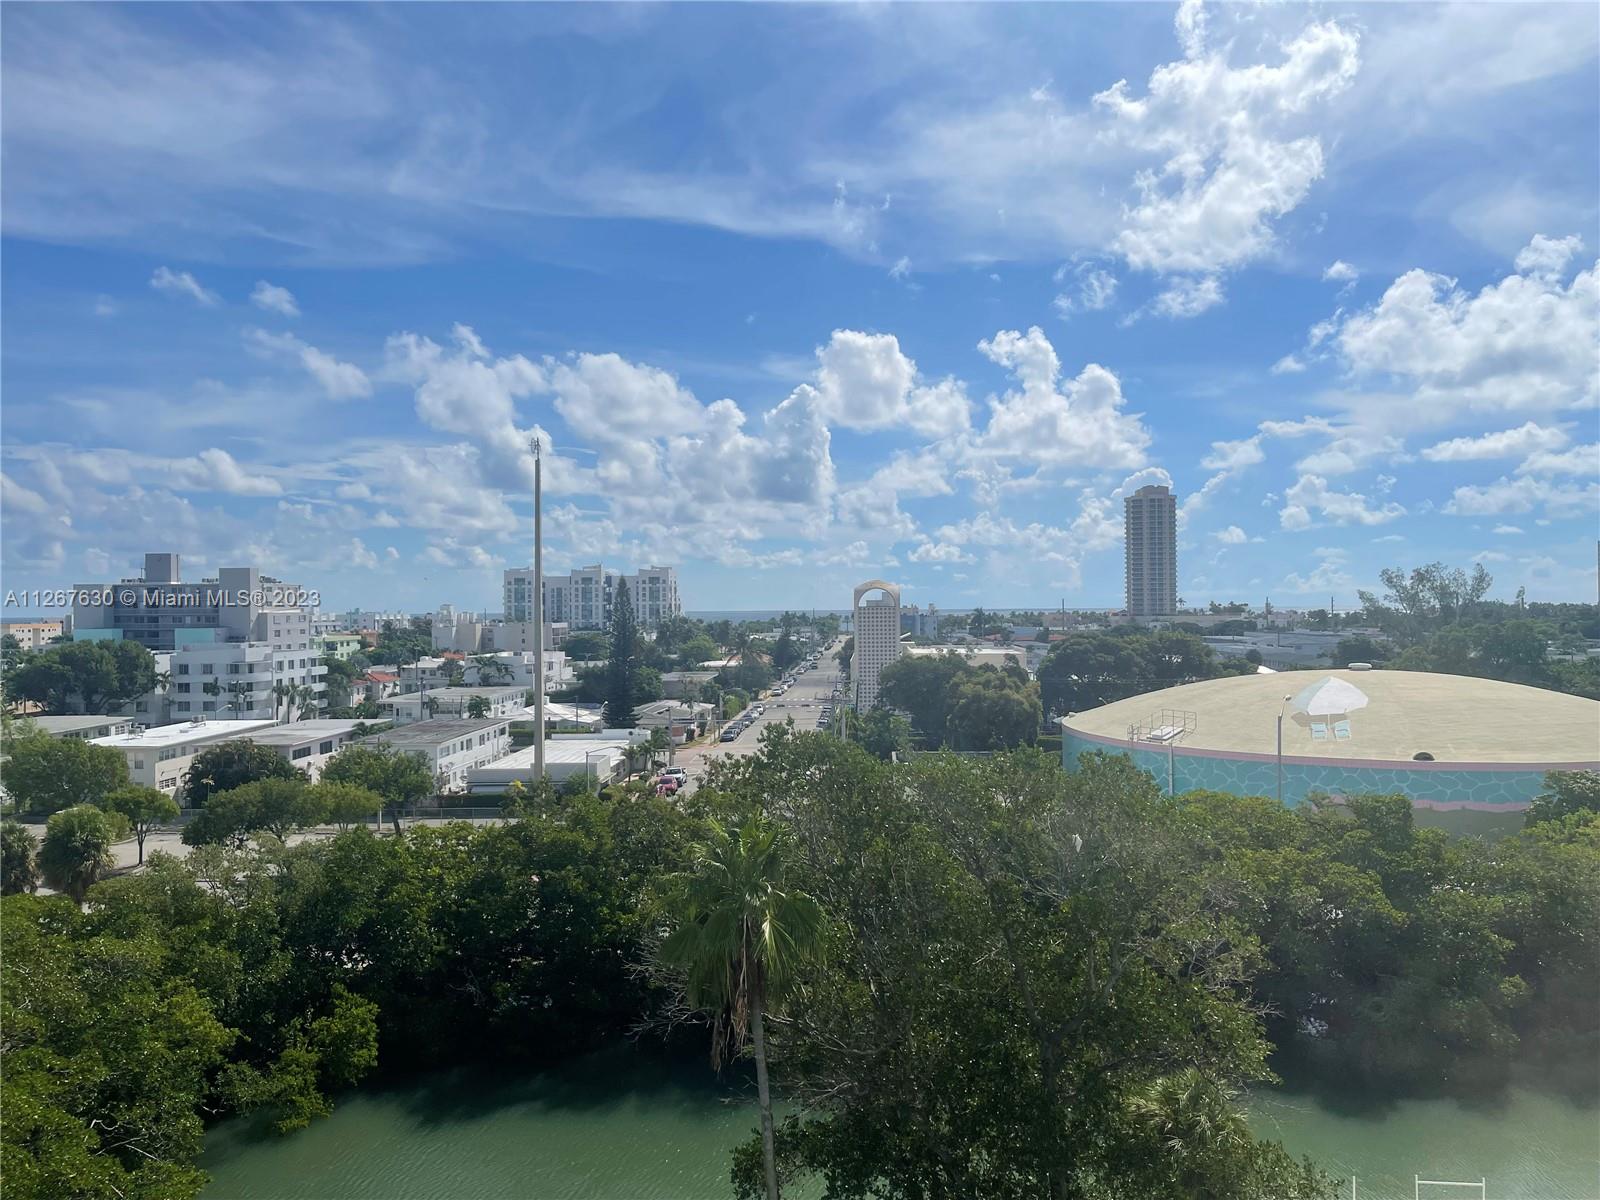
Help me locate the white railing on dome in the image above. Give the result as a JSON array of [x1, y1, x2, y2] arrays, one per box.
[[1127, 708, 1197, 744]]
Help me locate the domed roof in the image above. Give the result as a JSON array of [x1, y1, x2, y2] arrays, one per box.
[[1061, 669, 1599, 768]]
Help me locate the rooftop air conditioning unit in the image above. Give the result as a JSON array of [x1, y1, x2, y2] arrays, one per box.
[[1347, 661, 1373, 671]]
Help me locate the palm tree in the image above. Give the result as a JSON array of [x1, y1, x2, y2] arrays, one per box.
[[1128, 1068, 1252, 1195], [271, 680, 293, 723], [660, 815, 826, 1200]]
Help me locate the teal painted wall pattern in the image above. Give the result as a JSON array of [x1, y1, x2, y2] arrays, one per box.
[[1060, 731, 1581, 812]]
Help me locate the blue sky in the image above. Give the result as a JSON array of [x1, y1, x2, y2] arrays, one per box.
[[2, 2, 1596, 614]]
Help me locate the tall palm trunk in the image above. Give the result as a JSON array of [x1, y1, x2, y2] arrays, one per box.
[[749, 988, 781, 1200]]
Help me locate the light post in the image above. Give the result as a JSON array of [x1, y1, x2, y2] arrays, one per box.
[[1276, 694, 1293, 805], [530, 436, 546, 782]]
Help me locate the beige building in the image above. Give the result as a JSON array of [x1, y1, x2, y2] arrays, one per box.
[[3, 619, 66, 649], [852, 579, 903, 711]]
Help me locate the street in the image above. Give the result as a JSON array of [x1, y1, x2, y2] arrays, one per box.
[[671, 642, 843, 790]]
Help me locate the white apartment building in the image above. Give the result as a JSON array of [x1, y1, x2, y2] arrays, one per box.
[[503, 564, 681, 630], [243, 719, 370, 781], [431, 604, 487, 654], [168, 635, 326, 723], [1124, 484, 1178, 620], [372, 718, 512, 793], [852, 579, 904, 711], [91, 719, 278, 798], [379, 685, 528, 725]]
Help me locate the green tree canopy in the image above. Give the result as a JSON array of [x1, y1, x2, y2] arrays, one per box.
[[2, 819, 39, 894], [181, 779, 325, 847], [563, 631, 611, 661], [0, 894, 233, 1199], [320, 741, 434, 831], [944, 666, 1041, 751], [1036, 629, 1242, 716], [604, 582, 642, 728], [1, 639, 158, 715], [104, 784, 180, 865], [852, 707, 911, 761], [770, 629, 802, 673], [699, 733, 1327, 1200], [1526, 771, 1600, 827], [182, 739, 305, 808], [307, 781, 384, 831], [1, 729, 130, 816], [873, 652, 970, 747], [39, 804, 121, 903], [677, 634, 721, 669]]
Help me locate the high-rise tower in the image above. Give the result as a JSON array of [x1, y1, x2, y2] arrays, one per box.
[[1124, 485, 1177, 618], [851, 579, 903, 710]]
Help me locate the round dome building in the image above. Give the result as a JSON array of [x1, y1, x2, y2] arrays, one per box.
[[1060, 669, 1599, 826]]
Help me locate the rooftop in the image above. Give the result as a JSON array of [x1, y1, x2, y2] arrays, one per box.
[[472, 739, 633, 769], [389, 685, 525, 700], [243, 720, 370, 746], [31, 715, 130, 734], [92, 719, 277, 749], [373, 718, 509, 748], [1062, 669, 1600, 767]]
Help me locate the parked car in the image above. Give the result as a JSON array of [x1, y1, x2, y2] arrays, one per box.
[[662, 767, 688, 782], [720, 728, 738, 742]]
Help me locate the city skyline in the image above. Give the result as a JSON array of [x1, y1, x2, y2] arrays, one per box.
[[1, 3, 1596, 614]]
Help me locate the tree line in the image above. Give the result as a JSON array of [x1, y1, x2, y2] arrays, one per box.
[[4, 724, 1595, 1200]]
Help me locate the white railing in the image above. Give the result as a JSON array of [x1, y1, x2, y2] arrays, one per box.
[[1416, 1178, 1486, 1200]]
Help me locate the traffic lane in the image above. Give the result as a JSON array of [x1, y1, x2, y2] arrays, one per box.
[[672, 660, 843, 788]]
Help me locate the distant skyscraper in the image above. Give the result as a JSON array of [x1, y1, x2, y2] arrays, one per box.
[[1124, 485, 1178, 618], [852, 579, 903, 710]]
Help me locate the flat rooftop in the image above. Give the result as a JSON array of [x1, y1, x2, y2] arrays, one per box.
[[474, 739, 633, 769], [92, 719, 277, 749], [373, 718, 508, 748], [1062, 670, 1600, 766], [32, 715, 129, 734], [243, 720, 369, 746]]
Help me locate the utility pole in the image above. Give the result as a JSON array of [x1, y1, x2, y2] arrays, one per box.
[[531, 437, 546, 781]]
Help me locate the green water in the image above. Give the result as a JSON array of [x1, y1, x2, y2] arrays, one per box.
[[200, 1050, 1600, 1200]]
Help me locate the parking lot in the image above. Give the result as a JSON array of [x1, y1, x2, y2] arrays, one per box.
[[671, 642, 843, 790]]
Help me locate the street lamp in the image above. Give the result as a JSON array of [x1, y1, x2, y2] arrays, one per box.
[[583, 746, 609, 788], [1276, 695, 1293, 806], [530, 436, 546, 781]]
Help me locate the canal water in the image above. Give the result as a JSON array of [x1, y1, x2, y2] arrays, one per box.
[[199, 1048, 1599, 1200]]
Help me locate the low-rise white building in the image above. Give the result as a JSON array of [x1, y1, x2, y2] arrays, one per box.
[[241, 719, 373, 781], [371, 718, 512, 793], [378, 686, 527, 725], [91, 719, 278, 799], [31, 714, 136, 740], [465, 739, 630, 792]]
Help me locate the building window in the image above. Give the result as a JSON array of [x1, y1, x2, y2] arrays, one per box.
[[292, 747, 311, 760]]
